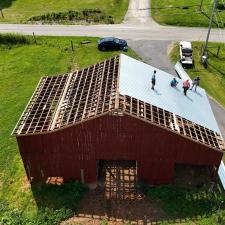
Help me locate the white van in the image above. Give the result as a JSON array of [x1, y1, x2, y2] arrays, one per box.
[[179, 41, 194, 65]]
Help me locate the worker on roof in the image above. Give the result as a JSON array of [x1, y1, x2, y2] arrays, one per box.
[[170, 77, 178, 87], [190, 76, 201, 92], [183, 79, 190, 96], [151, 70, 156, 90]]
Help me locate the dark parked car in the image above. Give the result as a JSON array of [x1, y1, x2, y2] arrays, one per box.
[[98, 37, 128, 51]]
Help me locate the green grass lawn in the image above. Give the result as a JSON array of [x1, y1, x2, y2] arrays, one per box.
[[151, 0, 225, 27], [0, 0, 129, 23], [169, 42, 225, 108], [146, 185, 225, 225], [0, 34, 138, 224]]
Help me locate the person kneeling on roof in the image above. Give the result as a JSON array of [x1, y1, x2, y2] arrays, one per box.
[[170, 77, 178, 87]]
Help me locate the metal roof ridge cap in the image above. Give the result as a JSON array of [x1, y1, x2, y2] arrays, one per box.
[[50, 72, 74, 131], [115, 54, 122, 110]]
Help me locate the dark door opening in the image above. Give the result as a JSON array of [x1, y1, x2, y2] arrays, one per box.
[[97, 160, 137, 200]]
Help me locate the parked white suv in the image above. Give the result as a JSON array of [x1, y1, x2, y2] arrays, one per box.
[[179, 41, 194, 65]]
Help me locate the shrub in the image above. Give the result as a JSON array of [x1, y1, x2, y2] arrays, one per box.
[[0, 181, 87, 225], [137, 180, 149, 194], [31, 180, 88, 210], [217, 4, 225, 11], [0, 207, 73, 225], [0, 33, 31, 45], [146, 185, 225, 218], [27, 9, 115, 24]]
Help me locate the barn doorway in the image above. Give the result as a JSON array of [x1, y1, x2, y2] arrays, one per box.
[[97, 160, 137, 200]]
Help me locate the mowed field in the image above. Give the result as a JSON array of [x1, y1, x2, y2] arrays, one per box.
[[151, 0, 225, 27], [0, 34, 138, 223], [0, 0, 129, 23]]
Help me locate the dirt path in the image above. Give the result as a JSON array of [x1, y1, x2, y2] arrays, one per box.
[[61, 161, 167, 225], [123, 0, 158, 26], [61, 187, 167, 225]]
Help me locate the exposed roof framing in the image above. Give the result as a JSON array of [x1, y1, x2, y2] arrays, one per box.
[[54, 55, 119, 128], [12, 55, 225, 152], [118, 94, 225, 152], [13, 74, 69, 135], [13, 56, 119, 135]]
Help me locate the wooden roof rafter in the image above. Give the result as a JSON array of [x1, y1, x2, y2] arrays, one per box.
[[12, 74, 69, 135], [118, 94, 225, 152], [13, 55, 120, 135]]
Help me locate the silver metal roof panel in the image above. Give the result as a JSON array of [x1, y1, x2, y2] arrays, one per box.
[[119, 54, 220, 133]]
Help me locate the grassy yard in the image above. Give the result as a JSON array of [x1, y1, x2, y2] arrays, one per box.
[[0, 0, 129, 24], [151, 0, 225, 27], [145, 185, 225, 225], [169, 42, 225, 108], [0, 34, 138, 224]]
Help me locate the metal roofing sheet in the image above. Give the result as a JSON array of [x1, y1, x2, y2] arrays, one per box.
[[174, 61, 192, 82], [218, 161, 225, 190], [119, 54, 221, 133]]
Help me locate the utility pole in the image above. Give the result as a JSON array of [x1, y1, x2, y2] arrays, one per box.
[[202, 0, 218, 59], [0, 9, 4, 18]]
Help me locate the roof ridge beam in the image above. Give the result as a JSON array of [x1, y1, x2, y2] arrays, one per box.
[[115, 55, 122, 110]]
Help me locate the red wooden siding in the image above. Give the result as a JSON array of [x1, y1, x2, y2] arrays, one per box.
[[16, 114, 223, 185]]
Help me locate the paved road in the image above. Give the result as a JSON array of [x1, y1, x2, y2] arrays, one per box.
[[0, 0, 224, 42], [1, 24, 225, 42]]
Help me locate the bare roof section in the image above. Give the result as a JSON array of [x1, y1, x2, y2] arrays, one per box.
[[12, 55, 225, 152], [13, 55, 119, 135]]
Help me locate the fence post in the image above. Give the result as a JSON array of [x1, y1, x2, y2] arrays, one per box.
[[216, 46, 220, 58], [32, 32, 37, 44], [71, 40, 74, 51], [0, 10, 4, 18], [199, 0, 204, 11]]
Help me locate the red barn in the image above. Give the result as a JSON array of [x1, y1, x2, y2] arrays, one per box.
[[13, 54, 225, 185]]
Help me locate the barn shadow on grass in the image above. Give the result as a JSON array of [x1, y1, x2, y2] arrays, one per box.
[[31, 180, 88, 211], [0, 0, 16, 10], [30, 165, 225, 224], [30, 182, 224, 224]]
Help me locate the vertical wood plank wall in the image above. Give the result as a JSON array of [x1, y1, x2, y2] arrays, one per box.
[[16, 115, 223, 185]]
